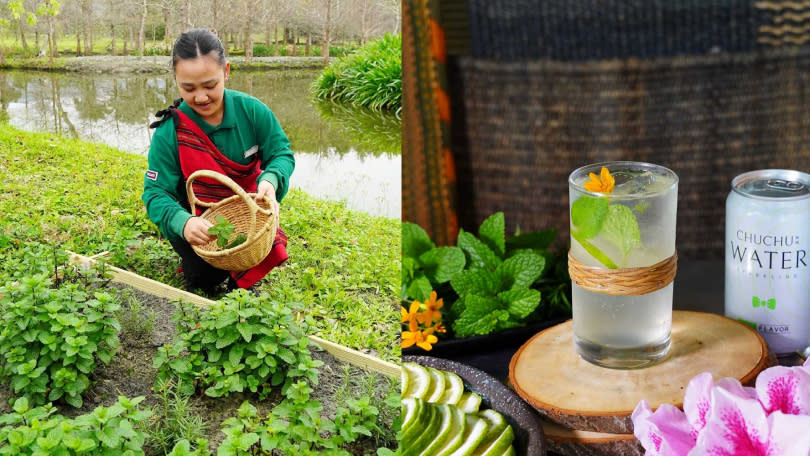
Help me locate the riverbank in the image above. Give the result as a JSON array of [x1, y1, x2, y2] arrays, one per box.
[[0, 55, 329, 73]]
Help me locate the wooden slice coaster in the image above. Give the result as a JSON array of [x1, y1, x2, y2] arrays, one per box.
[[542, 419, 643, 456], [509, 311, 774, 435]]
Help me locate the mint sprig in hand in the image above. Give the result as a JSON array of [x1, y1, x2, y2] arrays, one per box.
[[571, 167, 642, 268], [207, 216, 247, 250]]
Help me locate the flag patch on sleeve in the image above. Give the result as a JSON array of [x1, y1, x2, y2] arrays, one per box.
[[146, 170, 159, 181]]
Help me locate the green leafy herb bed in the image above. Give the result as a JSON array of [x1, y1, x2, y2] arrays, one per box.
[[0, 248, 398, 455]]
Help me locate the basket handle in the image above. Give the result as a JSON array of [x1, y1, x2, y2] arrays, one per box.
[[185, 170, 273, 242]]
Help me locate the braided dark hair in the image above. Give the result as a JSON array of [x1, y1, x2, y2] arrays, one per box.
[[172, 28, 226, 70]]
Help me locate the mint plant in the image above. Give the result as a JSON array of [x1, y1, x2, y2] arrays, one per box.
[[449, 213, 550, 337], [154, 290, 322, 399], [0, 271, 120, 408], [402, 223, 465, 301], [0, 396, 152, 455], [217, 382, 382, 455]]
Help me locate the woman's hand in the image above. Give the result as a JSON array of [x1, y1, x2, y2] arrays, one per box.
[[183, 216, 214, 246], [255, 180, 279, 214]]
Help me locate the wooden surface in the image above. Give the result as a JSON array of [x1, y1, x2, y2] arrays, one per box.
[[68, 251, 401, 379], [509, 311, 773, 434]]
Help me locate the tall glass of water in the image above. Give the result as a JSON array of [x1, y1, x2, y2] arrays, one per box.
[[568, 161, 679, 369]]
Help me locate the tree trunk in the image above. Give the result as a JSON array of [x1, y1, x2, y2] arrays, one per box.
[[322, 0, 331, 63], [18, 19, 27, 51], [265, 24, 270, 47], [137, 0, 147, 57], [273, 24, 279, 55], [47, 18, 55, 63], [245, 25, 253, 62], [76, 33, 81, 56], [305, 32, 311, 56], [110, 24, 116, 56], [35, 32, 40, 54], [291, 29, 297, 56], [183, 0, 191, 29], [212, 0, 218, 33], [123, 28, 129, 55], [82, 0, 91, 55], [163, 7, 172, 42]]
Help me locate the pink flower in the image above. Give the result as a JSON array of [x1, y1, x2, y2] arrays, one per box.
[[632, 360, 810, 456], [632, 400, 694, 456]]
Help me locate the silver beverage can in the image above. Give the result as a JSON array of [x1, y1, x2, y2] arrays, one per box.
[[725, 169, 810, 355]]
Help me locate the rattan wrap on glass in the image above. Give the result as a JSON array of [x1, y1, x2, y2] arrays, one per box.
[[567, 251, 678, 296], [186, 170, 278, 272]]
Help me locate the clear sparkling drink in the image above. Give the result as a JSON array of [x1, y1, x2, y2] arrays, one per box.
[[568, 162, 678, 368], [724, 170, 810, 356]]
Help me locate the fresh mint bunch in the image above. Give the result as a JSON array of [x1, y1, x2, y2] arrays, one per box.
[[0, 396, 152, 455], [0, 273, 120, 408], [449, 213, 548, 337], [154, 291, 321, 399], [401, 223, 465, 301]]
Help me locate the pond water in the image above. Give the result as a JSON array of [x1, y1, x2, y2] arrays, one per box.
[[0, 69, 401, 218]]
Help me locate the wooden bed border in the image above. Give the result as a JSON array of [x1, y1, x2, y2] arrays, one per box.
[[68, 251, 401, 379]]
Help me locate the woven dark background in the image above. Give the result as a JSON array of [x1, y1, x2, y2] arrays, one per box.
[[466, 0, 780, 60], [448, 49, 810, 259]]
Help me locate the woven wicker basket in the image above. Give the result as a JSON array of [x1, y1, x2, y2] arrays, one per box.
[[186, 170, 278, 271]]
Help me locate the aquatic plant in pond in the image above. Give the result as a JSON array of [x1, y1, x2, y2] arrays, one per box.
[[312, 34, 401, 112]]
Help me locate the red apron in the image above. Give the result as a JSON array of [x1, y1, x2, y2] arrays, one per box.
[[173, 108, 288, 288]]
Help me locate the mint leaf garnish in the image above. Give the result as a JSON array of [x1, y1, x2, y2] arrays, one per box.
[[571, 230, 619, 269], [571, 196, 609, 239], [600, 204, 642, 260]]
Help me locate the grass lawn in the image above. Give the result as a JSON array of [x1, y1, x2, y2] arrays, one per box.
[[0, 123, 400, 362]]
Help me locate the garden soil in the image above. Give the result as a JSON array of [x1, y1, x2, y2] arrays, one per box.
[[0, 283, 393, 454]]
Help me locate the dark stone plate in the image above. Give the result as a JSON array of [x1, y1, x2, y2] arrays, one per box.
[[402, 318, 567, 381], [403, 355, 546, 456]]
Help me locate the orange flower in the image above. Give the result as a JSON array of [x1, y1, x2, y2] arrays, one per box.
[[402, 322, 439, 351], [401, 300, 421, 325], [584, 167, 615, 193], [417, 291, 444, 325], [433, 322, 447, 334]]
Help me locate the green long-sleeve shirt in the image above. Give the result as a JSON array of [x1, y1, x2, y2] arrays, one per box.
[[142, 89, 294, 242]]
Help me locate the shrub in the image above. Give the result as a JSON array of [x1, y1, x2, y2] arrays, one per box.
[[143, 42, 172, 56], [0, 249, 121, 408], [311, 34, 401, 112], [252, 45, 272, 57], [154, 290, 322, 399], [0, 396, 152, 455]]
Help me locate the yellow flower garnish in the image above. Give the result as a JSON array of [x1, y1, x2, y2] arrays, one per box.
[[584, 167, 615, 193], [401, 300, 420, 325], [402, 321, 439, 351], [433, 322, 447, 334], [417, 291, 444, 325]]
